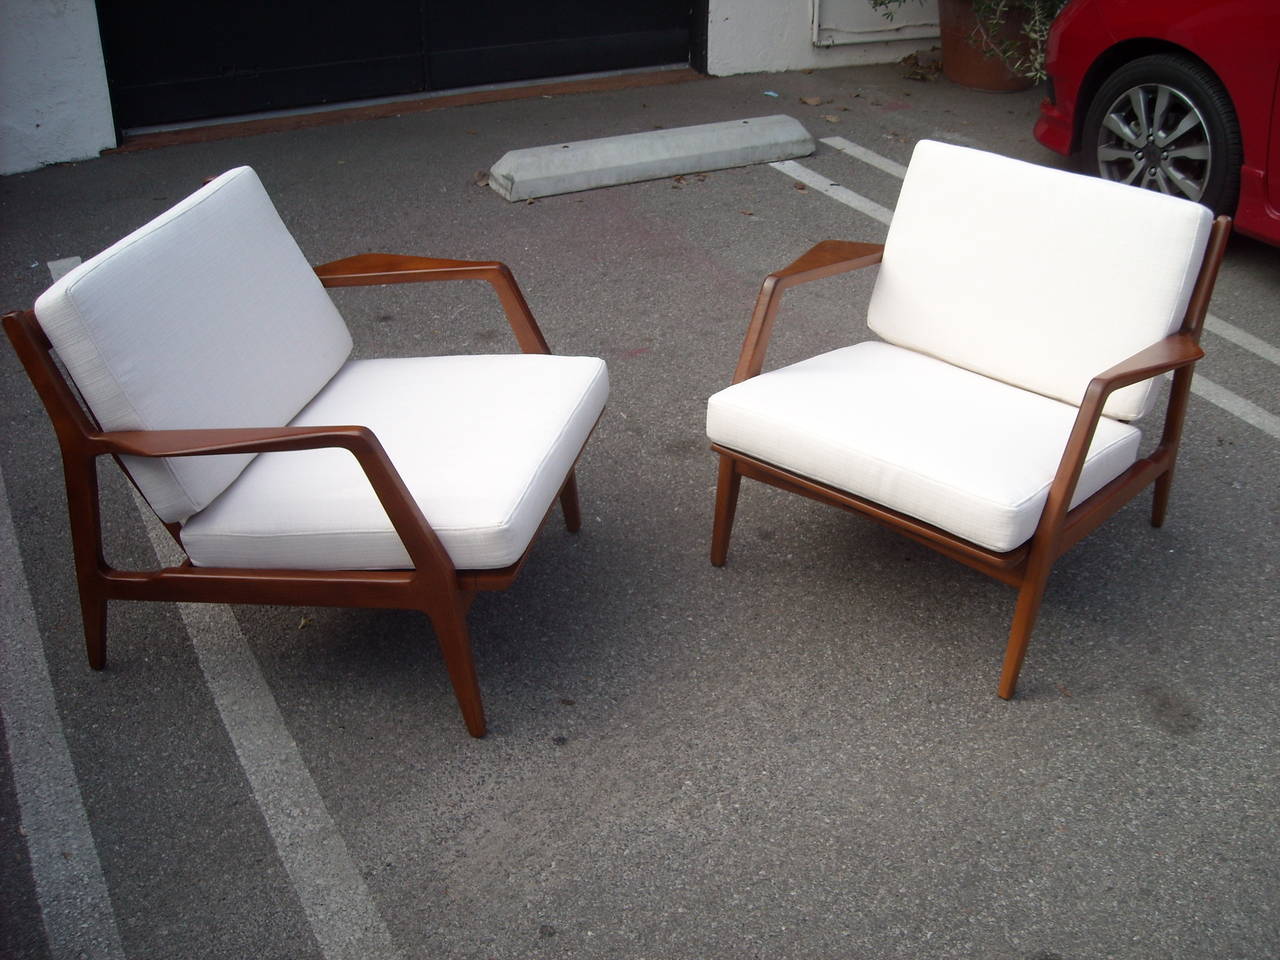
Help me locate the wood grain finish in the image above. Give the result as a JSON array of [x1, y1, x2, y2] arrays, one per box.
[[710, 218, 1231, 699], [314, 253, 551, 354], [732, 241, 884, 384]]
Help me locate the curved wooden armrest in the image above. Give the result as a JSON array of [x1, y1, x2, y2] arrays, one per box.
[[768, 240, 885, 285], [315, 253, 550, 355], [1037, 332, 1206, 545], [95, 423, 455, 576], [733, 241, 884, 383], [95, 423, 379, 459], [315, 253, 499, 284], [1089, 332, 1203, 392]]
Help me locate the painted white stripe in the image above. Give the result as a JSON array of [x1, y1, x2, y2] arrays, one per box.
[[1191, 376, 1280, 440], [1204, 314, 1280, 366], [129, 489, 402, 960], [0, 468, 127, 960], [821, 136, 909, 179], [47, 257, 82, 283], [769, 160, 893, 225]]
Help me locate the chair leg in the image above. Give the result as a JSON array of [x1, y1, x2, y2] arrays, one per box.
[[997, 567, 1052, 700], [1151, 469, 1174, 528], [429, 596, 487, 738], [710, 454, 743, 567], [559, 470, 582, 533], [80, 589, 107, 670]]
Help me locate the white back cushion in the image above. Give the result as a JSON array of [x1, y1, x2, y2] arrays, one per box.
[[34, 167, 352, 522], [867, 140, 1212, 420]]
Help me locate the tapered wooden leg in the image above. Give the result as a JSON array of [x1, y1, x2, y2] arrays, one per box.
[[997, 569, 1052, 700], [559, 470, 582, 533], [710, 454, 742, 567], [81, 589, 107, 670], [429, 597, 486, 738], [1151, 469, 1174, 528]]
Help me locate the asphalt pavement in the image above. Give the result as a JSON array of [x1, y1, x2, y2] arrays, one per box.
[[2, 63, 1277, 960]]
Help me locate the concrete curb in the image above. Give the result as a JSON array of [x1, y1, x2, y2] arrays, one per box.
[[488, 114, 815, 201]]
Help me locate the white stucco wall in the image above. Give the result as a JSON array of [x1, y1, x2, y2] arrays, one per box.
[[0, 0, 116, 176], [707, 0, 939, 77]]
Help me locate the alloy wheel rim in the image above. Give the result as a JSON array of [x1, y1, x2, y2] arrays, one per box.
[[1095, 83, 1212, 202]]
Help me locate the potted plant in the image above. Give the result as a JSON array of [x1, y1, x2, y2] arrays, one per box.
[[870, 0, 1067, 91]]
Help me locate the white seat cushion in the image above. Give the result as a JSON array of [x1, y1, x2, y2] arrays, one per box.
[[867, 140, 1212, 420], [34, 167, 353, 522], [181, 354, 608, 570], [706, 341, 1141, 553]]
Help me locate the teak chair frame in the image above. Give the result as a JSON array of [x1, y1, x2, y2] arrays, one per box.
[[710, 218, 1231, 698], [4, 253, 599, 739]]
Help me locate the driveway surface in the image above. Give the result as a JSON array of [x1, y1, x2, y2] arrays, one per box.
[[2, 63, 1277, 960]]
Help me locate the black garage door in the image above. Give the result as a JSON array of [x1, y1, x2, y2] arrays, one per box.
[[97, 1, 694, 129]]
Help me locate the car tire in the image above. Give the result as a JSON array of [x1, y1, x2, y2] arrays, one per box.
[[1082, 53, 1242, 214]]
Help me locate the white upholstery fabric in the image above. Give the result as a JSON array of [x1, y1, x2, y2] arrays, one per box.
[[706, 342, 1141, 553], [34, 167, 353, 523], [867, 140, 1212, 420], [181, 354, 609, 570]]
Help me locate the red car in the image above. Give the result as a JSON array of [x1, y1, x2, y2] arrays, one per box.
[[1034, 0, 1280, 246]]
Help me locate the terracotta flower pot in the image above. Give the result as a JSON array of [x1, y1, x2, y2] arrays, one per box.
[[938, 0, 1035, 92]]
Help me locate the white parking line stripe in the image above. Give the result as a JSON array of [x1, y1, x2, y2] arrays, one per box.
[[820, 136, 909, 179], [1204, 314, 1280, 366], [1191, 376, 1280, 440], [0, 468, 127, 960], [46, 257, 82, 283], [770, 160, 893, 225], [130, 489, 403, 960]]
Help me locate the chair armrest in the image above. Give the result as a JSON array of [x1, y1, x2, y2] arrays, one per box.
[[767, 240, 885, 286], [95, 423, 379, 458], [315, 253, 497, 284], [314, 253, 550, 355], [1088, 332, 1204, 394], [93, 424, 455, 575], [1037, 332, 1205, 545], [732, 241, 884, 383]]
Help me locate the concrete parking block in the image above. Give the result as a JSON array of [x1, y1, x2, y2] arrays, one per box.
[[487, 114, 815, 201]]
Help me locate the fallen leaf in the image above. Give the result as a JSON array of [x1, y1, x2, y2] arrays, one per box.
[[740, 210, 754, 216], [821, 114, 841, 123], [298, 616, 312, 630], [473, 170, 490, 187], [799, 96, 824, 106], [898, 49, 943, 82], [793, 182, 808, 192]]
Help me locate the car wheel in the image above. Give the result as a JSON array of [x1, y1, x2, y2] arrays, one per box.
[[1082, 53, 1242, 214]]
